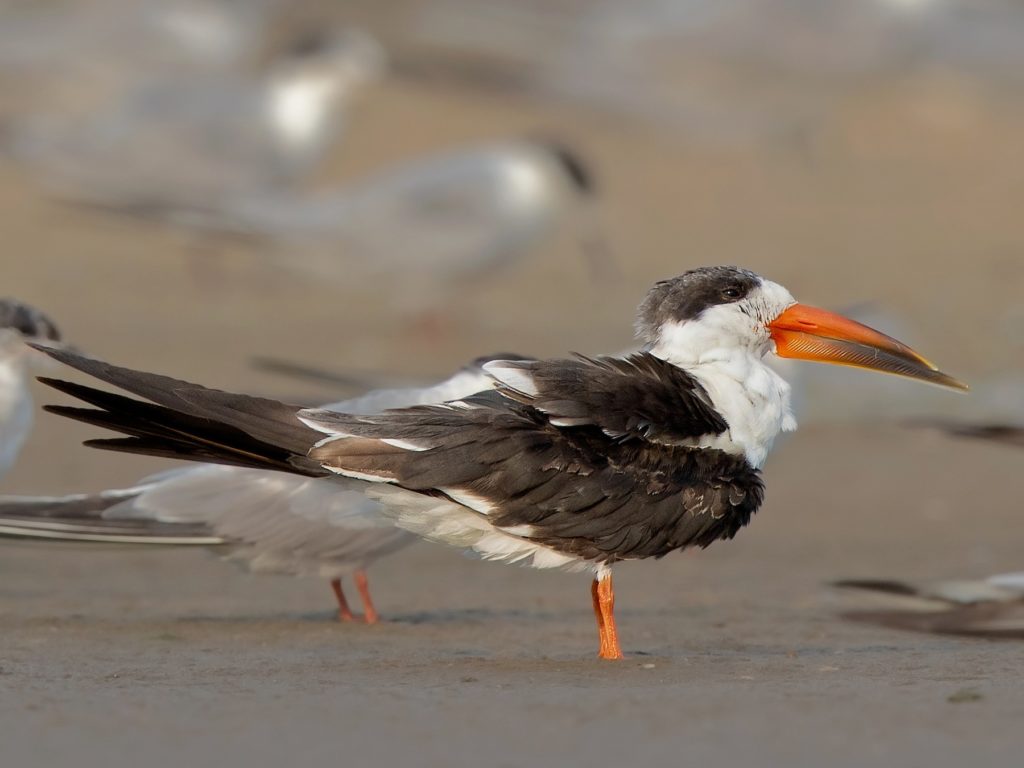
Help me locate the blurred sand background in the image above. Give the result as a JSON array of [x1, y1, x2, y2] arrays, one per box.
[[2, 1, 1024, 766]]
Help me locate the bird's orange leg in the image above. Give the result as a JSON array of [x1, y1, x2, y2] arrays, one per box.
[[330, 578, 356, 622], [593, 570, 623, 660], [353, 569, 379, 625], [591, 577, 608, 656]]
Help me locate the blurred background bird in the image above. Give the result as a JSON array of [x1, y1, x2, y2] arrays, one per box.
[[832, 416, 1024, 638], [0, 299, 64, 480], [209, 138, 606, 280], [5, 27, 386, 216], [835, 573, 1024, 638], [0, 353, 524, 622]]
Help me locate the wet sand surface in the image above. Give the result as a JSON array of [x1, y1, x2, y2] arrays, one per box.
[[3, 7, 1024, 764]]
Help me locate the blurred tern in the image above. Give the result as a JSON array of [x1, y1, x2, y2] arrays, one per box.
[[835, 574, 1024, 638], [9, 28, 385, 212], [208, 138, 606, 283], [833, 416, 1024, 637], [29, 266, 964, 658], [0, 300, 63, 480], [0, 354, 525, 622]]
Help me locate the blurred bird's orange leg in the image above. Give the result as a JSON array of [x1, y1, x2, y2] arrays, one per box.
[[354, 569, 379, 625], [592, 570, 623, 660], [330, 578, 356, 622]]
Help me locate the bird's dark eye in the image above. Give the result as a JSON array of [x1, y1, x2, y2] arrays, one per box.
[[721, 286, 743, 300]]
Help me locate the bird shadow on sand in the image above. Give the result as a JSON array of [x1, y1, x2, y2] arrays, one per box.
[[385, 607, 573, 625], [173, 610, 360, 625], [173, 605, 606, 626]]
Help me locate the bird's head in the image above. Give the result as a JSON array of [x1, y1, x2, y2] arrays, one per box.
[[0, 299, 61, 343], [0, 299, 66, 370], [638, 266, 967, 390]]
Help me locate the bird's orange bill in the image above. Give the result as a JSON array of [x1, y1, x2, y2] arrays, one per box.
[[768, 303, 968, 391]]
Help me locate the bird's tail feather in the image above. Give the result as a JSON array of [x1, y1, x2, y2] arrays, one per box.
[[32, 345, 327, 477]]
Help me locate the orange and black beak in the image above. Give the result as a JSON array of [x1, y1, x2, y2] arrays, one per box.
[[768, 304, 968, 391]]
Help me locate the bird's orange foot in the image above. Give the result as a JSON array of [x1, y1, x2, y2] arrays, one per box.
[[592, 572, 624, 660], [355, 570, 379, 625]]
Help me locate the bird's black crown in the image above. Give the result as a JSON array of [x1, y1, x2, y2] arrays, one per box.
[[0, 299, 62, 342], [635, 266, 760, 342]]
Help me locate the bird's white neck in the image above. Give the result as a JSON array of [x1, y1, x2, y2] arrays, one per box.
[[650, 324, 797, 469], [0, 352, 33, 477], [265, 73, 345, 158]]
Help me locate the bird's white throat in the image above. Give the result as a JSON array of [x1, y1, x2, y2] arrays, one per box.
[[0, 352, 33, 476], [266, 73, 343, 154], [650, 320, 797, 469]]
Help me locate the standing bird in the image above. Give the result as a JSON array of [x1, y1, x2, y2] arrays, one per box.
[[0, 354, 524, 622], [0, 299, 63, 480], [29, 267, 965, 658]]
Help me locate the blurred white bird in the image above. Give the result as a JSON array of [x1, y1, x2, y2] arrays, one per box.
[[0, 299, 63, 480], [8, 27, 386, 213], [835, 573, 1024, 638], [836, 423, 1024, 637], [0, 353, 526, 622], [211, 138, 607, 283]]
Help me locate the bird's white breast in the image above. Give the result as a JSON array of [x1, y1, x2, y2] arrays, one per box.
[[0, 356, 33, 477], [685, 351, 797, 469], [266, 74, 340, 154]]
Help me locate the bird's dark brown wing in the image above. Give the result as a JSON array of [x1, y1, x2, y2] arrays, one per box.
[[485, 352, 729, 444], [303, 363, 761, 564]]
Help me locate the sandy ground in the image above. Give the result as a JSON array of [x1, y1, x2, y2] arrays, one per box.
[[3, 5, 1024, 765], [3, 428, 1024, 767]]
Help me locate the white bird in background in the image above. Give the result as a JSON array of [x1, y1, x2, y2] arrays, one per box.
[[8, 28, 386, 214], [835, 417, 1024, 638], [212, 138, 609, 285], [0, 353, 528, 623], [0, 299, 64, 481], [836, 573, 1024, 638]]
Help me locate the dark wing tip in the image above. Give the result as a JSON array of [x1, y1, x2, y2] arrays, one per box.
[[28, 341, 80, 365], [832, 579, 920, 597], [909, 420, 1024, 449], [37, 376, 87, 396], [525, 136, 596, 196]]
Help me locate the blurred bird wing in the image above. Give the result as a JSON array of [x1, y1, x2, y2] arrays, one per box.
[[323, 365, 498, 414], [108, 465, 416, 576]]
